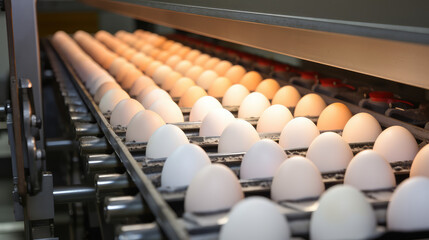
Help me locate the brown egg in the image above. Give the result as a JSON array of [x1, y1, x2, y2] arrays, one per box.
[[133, 40, 145, 49], [272, 85, 301, 108], [140, 44, 155, 55], [150, 48, 161, 59], [185, 49, 201, 62], [170, 77, 196, 98], [136, 84, 160, 103], [317, 102, 352, 131], [213, 60, 233, 76], [204, 57, 221, 70], [168, 42, 183, 54], [152, 65, 173, 85], [121, 68, 143, 91], [153, 36, 166, 47], [145, 61, 163, 77], [121, 48, 137, 60], [130, 53, 146, 66], [165, 55, 183, 68], [94, 81, 121, 103], [174, 60, 193, 75], [255, 79, 280, 99], [114, 44, 127, 55], [162, 71, 183, 91], [129, 76, 156, 97], [294, 93, 327, 117], [116, 63, 135, 83], [179, 86, 208, 108], [224, 65, 246, 84], [208, 77, 232, 98], [161, 40, 174, 50], [185, 65, 205, 81], [100, 52, 117, 70], [194, 54, 211, 66], [156, 51, 172, 63], [239, 71, 263, 91], [108, 57, 128, 77], [196, 70, 219, 90], [136, 56, 154, 72], [176, 46, 192, 58]]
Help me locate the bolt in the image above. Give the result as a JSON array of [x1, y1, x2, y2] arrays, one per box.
[[31, 115, 41, 128]]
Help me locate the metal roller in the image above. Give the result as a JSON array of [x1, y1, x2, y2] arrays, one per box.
[[53, 186, 95, 204], [74, 122, 101, 137], [69, 112, 94, 123], [116, 223, 161, 240], [85, 154, 123, 174], [79, 136, 110, 154], [104, 195, 147, 223], [95, 173, 135, 195]]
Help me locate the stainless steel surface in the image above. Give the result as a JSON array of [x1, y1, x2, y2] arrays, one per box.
[[95, 173, 134, 194], [79, 136, 109, 154], [82, 0, 429, 89], [104, 195, 146, 223], [74, 122, 101, 137], [117, 223, 161, 240], [86, 154, 123, 173], [53, 186, 95, 204]]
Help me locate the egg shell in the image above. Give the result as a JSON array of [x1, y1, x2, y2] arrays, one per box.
[[145, 61, 163, 77], [185, 65, 205, 81], [99, 89, 130, 114], [149, 48, 161, 59], [116, 63, 135, 83], [239, 71, 263, 91], [222, 84, 250, 106], [387, 177, 429, 231], [199, 108, 235, 137], [219, 197, 291, 240], [189, 96, 222, 122], [255, 79, 280, 100], [136, 85, 160, 103], [317, 102, 352, 131], [184, 49, 201, 62], [208, 77, 233, 98], [271, 156, 324, 201], [152, 65, 173, 85], [121, 48, 137, 60], [184, 164, 244, 213], [410, 144, 429, 178], [121, 68, 143, 91], [224, 65, 247, 84], [203, 57, 221, 69], [130, 53, 146, 66], [238, 92, 271, 118], [213, 60, 233, 76], [88, 74, 116, 95], [149, 99, 184, 123], [165, 55, 182, 68], [176, 46, 191, 58], [240, 139, 287, 180], [146, 124, 189, 159], [169, 77, 196, 98], [109, 57, 128, 76], [306, 132, 353, 173], [196, 70, 219, 90], [279, 117, 319, 150], [161, 144, 211, 188], [373, 126, 418, 163], [156, 50, 172, 63], [294, 93, 327, 117], [126, 110, 165, 142], [344, 150, 395, 191], [110, 98, 145, 127], [141, 88, 172, 109], [136, 56, 154, 72], [174, 60, 193, 75], [310, 185, 377, 240], [218, 119, 260, 153], [129, 76, 156, 97], [161, 71, 182, 91], [94, 81, 121, 103], [194, 54, 211, 66], [178, 86, 208, 108], [342, 113, 382, 143], [256, 105, 293, 133]]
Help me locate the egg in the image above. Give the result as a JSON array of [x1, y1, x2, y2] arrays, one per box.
[[306, 132, 353, 173], [199, 108, 235, 137], [140, 44, 155, 55], [146, 124, 189, 159], [255, 79, 280, 100], [161, 144, 211, 188], [219, 197, 291, 240], [136, 56, 154, 72], [136, 85, 160, 103], [224, 65, 247, 84], [176, 46, 191, 58], [203, 57, 221, 69], [279, 117, 320, 150], [149, 99, 184, 123], [271, 156, 324, 201], [108, 57, 127, 76], [121, 67, 143, 91], [145, 60, 163, 77], [125, 110, 165, 142], [156, 50, 172, 63], [184, 164, 244, 213], [110, 98, 145, 127], [240, 139, 287, 180], [196, 70, 219, 90], [129, 76, 156, 97], [94, 81, 121, 103], [373, 126, 418, 163], [310, 185, 377, 240], [152, 65, 173, 85], [178, 86, 207, 108], [342, 113, 382, 143], [213, 60, 233, 76], [116, 63, 135, 83], [87, 74, 116, 95], [194, 54, 211, 66], [294, 93, 327, 117], [222, 84, 250, 106], [174, 60, 193, 75], [344, 150, 395, 191], [130, 53, 145, 66], [165, 55, 182, 68], [410, 144, 429, 178], [169, 77, 196, 98], [161, 71, 182, 91], [99, 89, 130, 114], [218, 119, 260, 153], [238, 92, 270, 118], [208, 77, 232, 98], [256, 105, 293, 133], [184, 49, 201, 62], [317, 102, 352, 131], [149, 48, 161, 59], [387, 177, 429, 231], [185, 65, 204, 81], [141, 88, 172, 109], [239, 71, 263, 91], [189, 96, 222, 122]]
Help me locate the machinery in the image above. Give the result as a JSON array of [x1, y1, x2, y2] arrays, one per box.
[[2, 0, 429, 239]]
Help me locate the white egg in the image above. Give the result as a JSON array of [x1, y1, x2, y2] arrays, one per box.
[[373, 126, 418, 163], [199, 108, 235, 137], [141, 89, 172, 109], [219, 197, 291, 240], [344, 150, 395, 191], [149, 99, 184, 123], [125, 110, 166, 142], [310, 185, 377, 240], [110, 99, 145, 127], [306, 132, 353, 173], [152, 65, 173, 85], [271, 156, 324, 201], [240, 139, 287, 180], [98, 89, 130, 114], [342, 113, 382, 143], [196, 70, 219, 90], [218, 120, 260, 153], [279, 117, 320, 150], [222, 84, 250, 107], [387, 177, 429, 231], [189, 96, 222, 122], [294, 93, 326, 117], [146, 124, 189, 159], [256, 105, 293, 133], [238, 92, 270, 118], [185, 164, 244, 213], [410, 144, 429, 178], [161, 144, 211, 188]]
